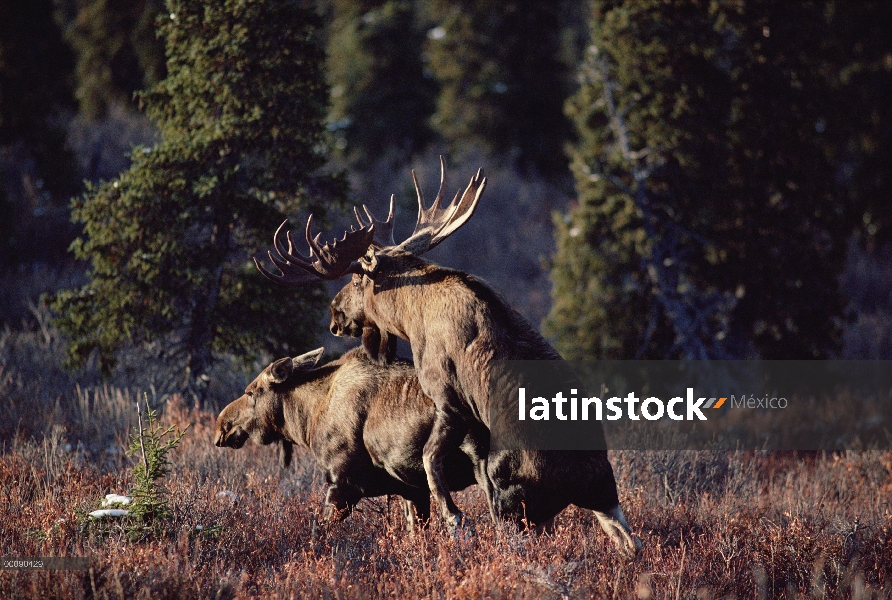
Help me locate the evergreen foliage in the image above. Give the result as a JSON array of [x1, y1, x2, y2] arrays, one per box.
[[0, 0, 79, 270], [125, 398, 187, 539], [58, 0, 167, 119], [326, 0, 437, 167], [547, 0, 851, 359], [50, 0, 343, 385], [424, 0, 576, 176], [0, 0, 75, 160], [824, 1, 892, 246]]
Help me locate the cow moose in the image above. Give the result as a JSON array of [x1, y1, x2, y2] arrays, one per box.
[[255, 159, 640, 555], [213, 346, 486, 530]]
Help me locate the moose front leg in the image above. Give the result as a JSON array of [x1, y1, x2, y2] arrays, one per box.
[[401, 492, 431, 535], [422, 406, 470, 532], [277, 440, 293, 468], [361, 325, 398, 365], [322, 484, 361, 522]]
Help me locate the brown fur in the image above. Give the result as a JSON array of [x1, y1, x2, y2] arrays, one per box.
[[330, 251, 640, 553], [214, 347, 484, 530]]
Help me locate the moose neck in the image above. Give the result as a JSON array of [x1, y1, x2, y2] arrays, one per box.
[[281, 363, 341, 449], [364, 253, 452, 344]]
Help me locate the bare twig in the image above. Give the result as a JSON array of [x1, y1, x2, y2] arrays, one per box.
[[675, 540, 686, 600], [136, 400, 148, 475]]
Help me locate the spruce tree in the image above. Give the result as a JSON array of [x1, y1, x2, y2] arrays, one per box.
[[546, 0, 849, 359], [424, 0, 576, 176], [326, 0, 437, 167], [50, 0, 342, 386], [0, 0, 79, 270], [125, 398, 186, 539], [824, 1, 892, 245], [59, 0, 167, 119]]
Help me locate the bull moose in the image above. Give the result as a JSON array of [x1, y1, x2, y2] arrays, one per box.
[[213, 346, 486, 530], [255, 159, 640, 554]]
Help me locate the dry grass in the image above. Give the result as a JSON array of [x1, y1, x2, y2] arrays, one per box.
[[2, 328, 891, 599]]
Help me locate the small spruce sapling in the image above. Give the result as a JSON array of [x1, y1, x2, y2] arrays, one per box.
[[126, 395, 187, 539]]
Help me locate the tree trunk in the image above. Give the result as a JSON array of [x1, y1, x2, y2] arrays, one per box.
[[184, 221, 231, 396]]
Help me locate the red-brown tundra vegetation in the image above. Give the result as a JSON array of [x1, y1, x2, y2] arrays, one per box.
[[1, 322, 891, 599]]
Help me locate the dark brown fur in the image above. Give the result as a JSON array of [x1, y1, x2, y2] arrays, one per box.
[[214, 347, 484, 530]]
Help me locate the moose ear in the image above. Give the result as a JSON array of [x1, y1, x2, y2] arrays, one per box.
[[269, 357, 293, 383], [292, 347, 324, 371], [359, 246, 379, 276]]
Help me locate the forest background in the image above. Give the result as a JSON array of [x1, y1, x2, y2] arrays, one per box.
[[2, 0, 892, 395], [2, 2, 892, 598]]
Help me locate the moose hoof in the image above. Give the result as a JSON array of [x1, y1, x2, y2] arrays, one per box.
[[617, 533, 644, 559], [444, 510, 465, 534]]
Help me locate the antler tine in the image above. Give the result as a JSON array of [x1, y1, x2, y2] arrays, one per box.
[[429, 168, 486, 249], [304, 215, 324, 260], [256, 220, 330, 285], [435, 154, 447, 208], [395, 157, 486, 255], [411, 169, 426, 226], [254, 251, 322, 286], [354, 195, 395, 247], [272, 221, 315, 267], [268, 247, 317, 279], [305, 213, 375, 277], [411, 156, 449, 234], [255, 216, 375, 285], [254, 256, 285, 284]]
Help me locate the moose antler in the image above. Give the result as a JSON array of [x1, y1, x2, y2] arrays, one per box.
[[254, 216, 374, 285], [353, 195, 395, 248], [256, 157, 485, 285], [396, 156, 486, 255]]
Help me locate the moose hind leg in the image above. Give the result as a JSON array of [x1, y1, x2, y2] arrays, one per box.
[[472, 456, 498, 523], [594, 505, 643, 557], [423, 408, 469, 532], [461, 428, 497, 523]]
